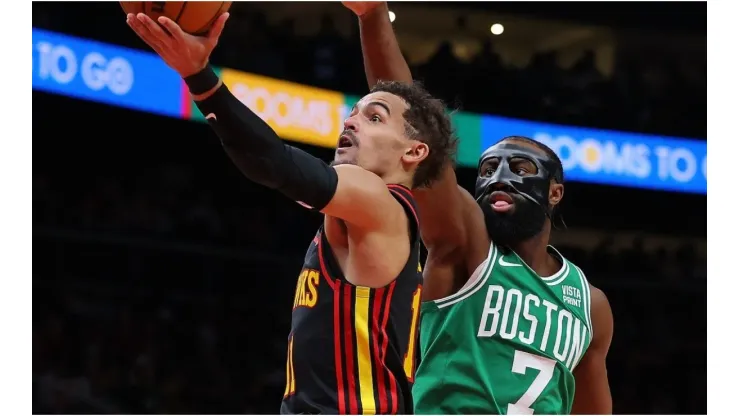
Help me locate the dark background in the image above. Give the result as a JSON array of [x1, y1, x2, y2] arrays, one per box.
[[32, 2, 706, 414]]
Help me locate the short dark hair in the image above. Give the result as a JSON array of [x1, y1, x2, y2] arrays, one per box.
[[370, 80, 458, 188], [499, 135, 565, 184]]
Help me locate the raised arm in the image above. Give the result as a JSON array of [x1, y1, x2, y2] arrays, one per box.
[[126, 12, 404, 231], [345, 1, 412, 85], [571, 286, 614, 414], [346, 2, 484, 296]]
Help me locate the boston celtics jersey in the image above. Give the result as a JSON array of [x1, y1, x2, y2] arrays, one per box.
[[413, 243, 593, 415]]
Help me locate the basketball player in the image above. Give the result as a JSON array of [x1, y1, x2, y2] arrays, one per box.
[[344, 2, 614, 414], [126, 12, 457, 414]]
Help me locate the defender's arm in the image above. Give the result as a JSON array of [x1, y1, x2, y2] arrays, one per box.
[[351, 2, 480, 298], [414, 174, 484, 300], [186, 68, 405, 231], [353, 1, 412, 85], [571, 286, 614, 414]]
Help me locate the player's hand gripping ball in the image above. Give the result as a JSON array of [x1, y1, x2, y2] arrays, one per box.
[[341, 1, 384, 17], [125, 9, 229, 78], [120, 2, 232, 35]]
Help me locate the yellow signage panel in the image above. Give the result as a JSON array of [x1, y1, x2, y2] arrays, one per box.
[[220, 68, 346, 148]]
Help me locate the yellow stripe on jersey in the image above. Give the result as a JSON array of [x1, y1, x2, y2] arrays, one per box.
[[283, 336, 295, 397], [289, 338, 295, 393], [354, 286, 376, 414]]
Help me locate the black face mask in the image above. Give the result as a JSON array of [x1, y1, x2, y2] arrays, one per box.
[[474, 142, 562, 246]]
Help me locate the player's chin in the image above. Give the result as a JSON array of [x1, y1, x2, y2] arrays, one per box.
[[329, 157, 357, 167]]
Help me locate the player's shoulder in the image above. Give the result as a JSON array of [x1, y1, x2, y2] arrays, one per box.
[[457, 184, 484, 222], [588, 284, 609, 307], [570, 262, 609, 312], [588, 284, 613, 335], [333, 164, 403, 197]]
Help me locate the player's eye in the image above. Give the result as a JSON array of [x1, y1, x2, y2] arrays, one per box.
[[510, 160, 535, 176], [370, 114, 381, 123], [484, 167, 495, 177]]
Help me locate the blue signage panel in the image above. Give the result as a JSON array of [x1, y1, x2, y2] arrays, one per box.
[[31, 27, 707, 195], [32, 28, 183, 118], [480, 115, 707, 194]]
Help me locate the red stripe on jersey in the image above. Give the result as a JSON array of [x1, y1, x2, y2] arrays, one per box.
[[380, 280, 398, 414], [371, 287, 389, 413], [343, 285, 359, 414], [333, 281, 346, 414]]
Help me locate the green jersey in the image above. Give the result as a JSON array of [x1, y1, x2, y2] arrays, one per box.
[[413, 243, 593, 415]]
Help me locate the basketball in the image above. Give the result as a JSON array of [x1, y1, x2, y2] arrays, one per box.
[[120, 1, 232, 36]]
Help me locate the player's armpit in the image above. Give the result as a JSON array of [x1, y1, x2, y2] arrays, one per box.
[[421, 247, 467, 301], [321, 164, 406, 230], [572, 286, 614, 415], [413, 164, 470, 253]]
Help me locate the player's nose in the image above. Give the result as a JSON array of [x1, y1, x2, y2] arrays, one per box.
[[488, 182, 517, 195], [343, 116, 359, 132]]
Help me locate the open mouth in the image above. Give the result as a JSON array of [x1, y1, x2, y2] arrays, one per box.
[[489, 191, 514, 212], [337, 135, 353, 148]]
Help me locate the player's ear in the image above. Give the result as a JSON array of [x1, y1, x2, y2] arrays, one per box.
[[549, 181, 564, 206], [402, 141, 429, 165]]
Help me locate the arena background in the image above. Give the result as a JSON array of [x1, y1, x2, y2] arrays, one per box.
[[32, 1, 706, 414]]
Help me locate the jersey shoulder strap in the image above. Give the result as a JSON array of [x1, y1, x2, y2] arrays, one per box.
[[548, 245, 594, 335], [571, 263, 594, 335], [386, 184, 419, 242], [425, 242, 498, 310]]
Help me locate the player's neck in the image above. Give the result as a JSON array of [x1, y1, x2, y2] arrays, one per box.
[[381, 171, 412, 189], [510, 228, 558, 277]]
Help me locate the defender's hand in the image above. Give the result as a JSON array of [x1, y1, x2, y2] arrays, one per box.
[[126, 12, 229, 78], [341, 1, 384, 17]]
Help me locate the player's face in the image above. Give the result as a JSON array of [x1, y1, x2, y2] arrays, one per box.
[[474, 140, 562, 245], [332, 92, 426, 180]]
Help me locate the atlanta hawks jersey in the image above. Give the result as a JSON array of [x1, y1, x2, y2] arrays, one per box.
[[281, 184, 423, 415]]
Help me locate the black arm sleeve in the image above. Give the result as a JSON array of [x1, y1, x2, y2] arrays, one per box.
[[185, 66, 338, 211]]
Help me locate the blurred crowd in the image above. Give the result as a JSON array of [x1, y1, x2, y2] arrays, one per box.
[[33, 258, 293, 414], [214, 9, 706, 139]]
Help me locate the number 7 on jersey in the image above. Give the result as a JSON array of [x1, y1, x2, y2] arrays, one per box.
[[507, 350, 556, 415]]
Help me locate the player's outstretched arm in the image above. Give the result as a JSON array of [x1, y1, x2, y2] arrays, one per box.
[[347, 1, 485, 299], [571, 286, 614, 414], [126, 11, 402, 230], [189, 70, 403, 229]]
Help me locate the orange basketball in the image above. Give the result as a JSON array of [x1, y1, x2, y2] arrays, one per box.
[[120, 1, 232, 36]]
